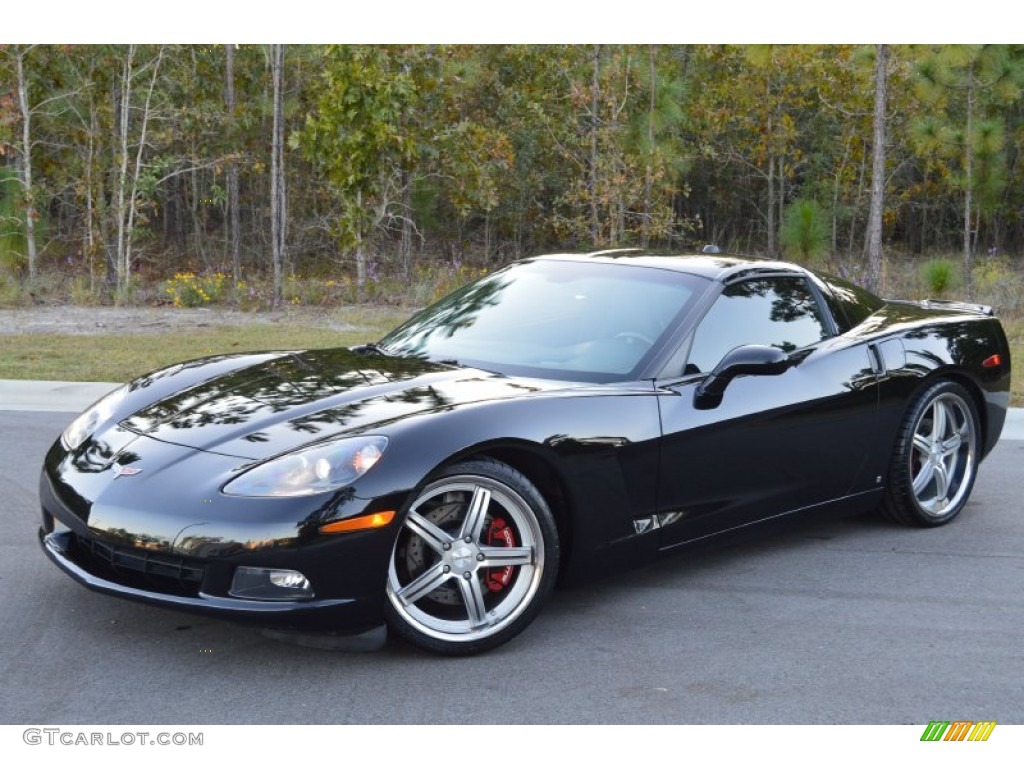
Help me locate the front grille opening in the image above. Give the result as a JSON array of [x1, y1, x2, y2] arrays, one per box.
[[71, 533, 205, 597]]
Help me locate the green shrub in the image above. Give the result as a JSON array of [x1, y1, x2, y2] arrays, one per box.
[[973, 256, 1024, 313], [0, 169, 27, 275], [283, 274, 355, 306], [921, 259, 956, 297], [68, 276, 101, 306], [780, 198, 829, 263], [0, 274, 29, 307], [162, 272, 228, 307]]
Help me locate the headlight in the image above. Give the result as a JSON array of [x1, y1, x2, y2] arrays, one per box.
[[61, 385, 129, 451], [222, 435, 388, 498]]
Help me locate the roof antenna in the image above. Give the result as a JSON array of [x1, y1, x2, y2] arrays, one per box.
[[702, 244, 721, 254]]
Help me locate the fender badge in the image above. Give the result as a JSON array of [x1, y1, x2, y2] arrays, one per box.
[[111, 463, 143, 478]]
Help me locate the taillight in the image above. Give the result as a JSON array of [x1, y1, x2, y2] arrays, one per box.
[[982, 354, 1002, 369]]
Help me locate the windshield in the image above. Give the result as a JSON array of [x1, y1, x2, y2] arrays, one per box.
[[380, 259, 706, 382]]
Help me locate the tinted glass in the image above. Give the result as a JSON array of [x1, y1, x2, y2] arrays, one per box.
[[821, 274, 885, 330], [380, 259, 706, 381], [686, 277, 829, 373]]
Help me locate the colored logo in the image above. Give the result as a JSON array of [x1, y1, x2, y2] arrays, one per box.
[[920, 721, 996, 742]]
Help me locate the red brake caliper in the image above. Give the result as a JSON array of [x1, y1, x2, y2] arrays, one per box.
[[485, 518, 516, 592]]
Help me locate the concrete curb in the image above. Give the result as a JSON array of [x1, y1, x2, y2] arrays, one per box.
[[0, 380, 119, 413], [2, 378, 1022, 440]]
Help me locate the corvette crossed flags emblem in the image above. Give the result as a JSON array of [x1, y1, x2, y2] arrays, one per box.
[[110, 463, 142, 478]]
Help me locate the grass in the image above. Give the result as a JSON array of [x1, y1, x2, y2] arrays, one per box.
[[1001, 315, 1024, 407], [0, 313, 405, 384]]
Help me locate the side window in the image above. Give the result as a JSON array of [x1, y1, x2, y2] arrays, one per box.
[[686, 277, 829, 373], [820, 274, 885, 331]]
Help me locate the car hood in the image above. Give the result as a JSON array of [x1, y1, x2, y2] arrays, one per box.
[[113, 348, 565, 460]]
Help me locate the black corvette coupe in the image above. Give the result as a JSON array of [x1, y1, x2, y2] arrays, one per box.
[[39, 250, 1011, 654]]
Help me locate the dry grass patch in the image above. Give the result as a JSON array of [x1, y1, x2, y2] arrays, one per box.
[[0, 308, 407, 384]]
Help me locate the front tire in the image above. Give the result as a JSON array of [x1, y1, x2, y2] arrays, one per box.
[[880, 380, 980, 526], [385, 458, 560, 655]]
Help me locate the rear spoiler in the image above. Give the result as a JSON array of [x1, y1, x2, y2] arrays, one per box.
[[917, 299, 995, 316], [887, 298, 995, 317]]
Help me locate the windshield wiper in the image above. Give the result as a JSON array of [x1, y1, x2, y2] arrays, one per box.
[[355, 344, 466, 369], [353, 342, 398, 357]]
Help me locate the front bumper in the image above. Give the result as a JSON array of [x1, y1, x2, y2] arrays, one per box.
[[40, 528, 376, 627], [39, 532, 366, 622], [38, 431, 404, 633]]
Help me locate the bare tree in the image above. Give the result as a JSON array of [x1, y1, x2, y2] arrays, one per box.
[[108, 45, 165, 297], [641, 45, 656, 248], [225, 44, 242, 290], [865, 45, 888, 293], [12, 46, 39, 283], [589, 45, 600, 243], [270, 44, 286, 309]]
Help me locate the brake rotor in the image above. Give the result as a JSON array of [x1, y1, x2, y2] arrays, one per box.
[[402, 495, 463, 606]]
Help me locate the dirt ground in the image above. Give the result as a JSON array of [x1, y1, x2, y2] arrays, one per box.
[[0, 305, 399, 336]]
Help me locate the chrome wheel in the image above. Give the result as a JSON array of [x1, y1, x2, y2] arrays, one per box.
[[909, 392, 977, 517], [385, 459, 558, 654], [881, 380, 981, 527]]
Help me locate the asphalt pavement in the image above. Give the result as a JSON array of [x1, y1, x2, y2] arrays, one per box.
[[0, 389, 1022, 725]]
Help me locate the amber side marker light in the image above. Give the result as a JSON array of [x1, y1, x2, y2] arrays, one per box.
[[982, 354, 1002, 369], [319, 511, 396, 534]]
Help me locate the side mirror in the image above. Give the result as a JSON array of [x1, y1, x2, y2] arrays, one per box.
[[693, 345, 789, 410]]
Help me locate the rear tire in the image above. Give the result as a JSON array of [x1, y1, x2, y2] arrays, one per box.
[[880, 380, 980, 526], [385, 458, 560, 655]]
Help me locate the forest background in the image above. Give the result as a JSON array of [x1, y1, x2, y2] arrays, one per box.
[[1, 44, 1023, 394]]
